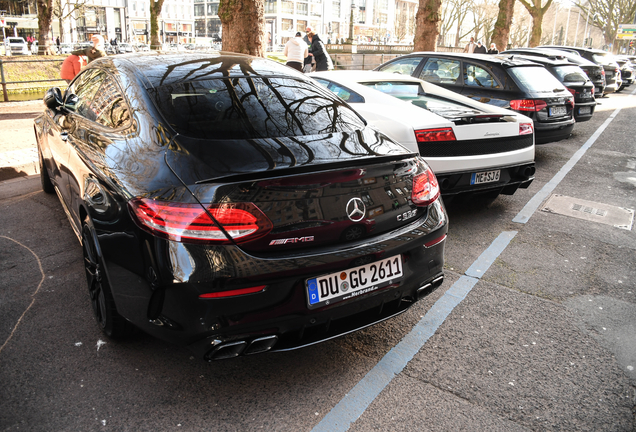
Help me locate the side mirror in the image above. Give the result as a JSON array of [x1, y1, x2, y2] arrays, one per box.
[[63, 93, 79, 112], [43, 87, 63, 110]]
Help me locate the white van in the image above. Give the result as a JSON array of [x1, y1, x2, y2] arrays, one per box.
[[5, 37, 31, 55]]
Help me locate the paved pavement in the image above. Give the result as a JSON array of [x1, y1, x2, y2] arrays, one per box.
[[0, 100, 42, 181]]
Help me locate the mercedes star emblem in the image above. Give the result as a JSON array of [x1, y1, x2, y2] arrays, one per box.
[[346, 197, 366, 222]]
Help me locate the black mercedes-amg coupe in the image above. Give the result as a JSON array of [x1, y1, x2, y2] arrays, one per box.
[[34, 52, 447, 360]]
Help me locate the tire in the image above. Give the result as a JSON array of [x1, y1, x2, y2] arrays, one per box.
[[38, 144, 54, 194], [81, 217, 133, 338]]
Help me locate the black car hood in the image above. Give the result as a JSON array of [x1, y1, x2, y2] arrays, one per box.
[[163, 127, 413, 185]]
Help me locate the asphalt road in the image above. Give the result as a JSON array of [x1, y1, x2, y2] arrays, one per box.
[[1, 91, 635, 431]]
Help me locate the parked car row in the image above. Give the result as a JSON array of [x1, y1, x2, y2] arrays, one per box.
[[373, 46, 630, 146]]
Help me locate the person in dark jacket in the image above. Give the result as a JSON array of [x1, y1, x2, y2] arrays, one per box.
[[474, 41, 487, 54], [306, 31, 329, 72], [488, 43, 499, 54], [72, 34, 106, 63]]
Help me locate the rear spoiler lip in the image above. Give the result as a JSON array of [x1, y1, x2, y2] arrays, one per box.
[[194, 153, 419, 185]]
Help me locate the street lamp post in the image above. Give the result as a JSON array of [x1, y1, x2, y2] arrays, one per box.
[[573, 10, 580, 46], [551, 4, 559, 45], [564, 7, 571, 45], [347, 0, 355, 44]]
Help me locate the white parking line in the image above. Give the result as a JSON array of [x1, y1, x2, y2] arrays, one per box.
[[312, 92, 631, 431]]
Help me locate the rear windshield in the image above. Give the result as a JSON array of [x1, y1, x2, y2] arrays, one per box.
[[360, 81, 476, 112], [552, 65, 588, 83], [8, 38, 25, 44], [592, 53, 614, 65], [508, 66, 566, 93], [150, 77, 366, 139]]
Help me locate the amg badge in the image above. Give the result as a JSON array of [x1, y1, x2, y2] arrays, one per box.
[[269, 236, 315, 246]]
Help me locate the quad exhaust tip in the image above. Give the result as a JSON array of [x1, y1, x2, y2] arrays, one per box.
[[417, 275, 444, 299], [206, 335, 279, 361]]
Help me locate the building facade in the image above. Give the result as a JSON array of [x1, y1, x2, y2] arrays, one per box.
[[0, 0, 194, 45]]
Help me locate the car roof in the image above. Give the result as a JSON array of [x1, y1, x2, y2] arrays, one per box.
[[395, 51, 541, 68], [500, 53, 573, 67], [311, 70, 425, 85], [501, 47, 597, 65], [91, 52, 303, 89], [540, 45, 611, 55]]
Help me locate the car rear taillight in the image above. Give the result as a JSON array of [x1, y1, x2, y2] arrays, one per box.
[[128, 198, 273, 244], [415, 128, 456, 143], [411, 166, 440, 206], [566, 87, 576, 96], [519, 122, 533, 136], [510, 99, 548, 112], [601, 70, 606, 76], [566, 97, 575, 109]]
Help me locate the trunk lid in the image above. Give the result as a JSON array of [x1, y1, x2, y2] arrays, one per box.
[[164, 130, 434, 254]]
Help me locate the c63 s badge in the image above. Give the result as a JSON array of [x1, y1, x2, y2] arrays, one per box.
[[270, 236, 315, 246]]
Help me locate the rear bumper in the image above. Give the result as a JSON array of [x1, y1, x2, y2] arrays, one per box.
[[604, 83, 618, 94], [534, 121, 575, 144], [106, 200, 449, 360], [436, 162, 535, 197], [573, 101, 596, 122]]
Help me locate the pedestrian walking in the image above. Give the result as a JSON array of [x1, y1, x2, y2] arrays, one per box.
[[283, 32, 309, 72], [72, 34, 106, 63], [303, 27, 315, 73], [60, 54, 87, 83], [488, 43, 499, 54], [474, 41, 487, 54], [306, 29, 331, 72], [56, 36, 60, 50], [463, 37, 476, 53]]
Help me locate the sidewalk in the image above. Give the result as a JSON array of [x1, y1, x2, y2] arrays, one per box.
[[0, 99, 42, 181]]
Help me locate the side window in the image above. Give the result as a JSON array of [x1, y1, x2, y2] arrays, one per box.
[[69, 70, 131, 128], [418, 58, 461, 85], [377, 56, 424, 76], [93, 76, 131, 129], [463, 63, 500, 88], [69, 69, 105, 121], [313, 78, 364, 103]]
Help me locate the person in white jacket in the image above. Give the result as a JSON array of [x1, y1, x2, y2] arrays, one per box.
[[283, 32, 309, 72]]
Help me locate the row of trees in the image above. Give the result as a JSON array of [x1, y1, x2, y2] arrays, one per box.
[[22, 0, 635, 56], [412, 0, 634, 52]]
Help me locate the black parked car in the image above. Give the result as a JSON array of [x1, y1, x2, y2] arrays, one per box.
[[34, 53, 447, 361], [538, 46, 622, 95], [375, 52, 575, 144], [501, 47, 606, 98], [500, 53, 596, 122]]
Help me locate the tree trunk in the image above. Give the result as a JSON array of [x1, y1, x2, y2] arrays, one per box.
[[413, 0, 442, 51], [528, 9, 544, 46], [150, 0, 166, 50], [491, 0, 515, 51], [36, 0, 56, 55], [218, 0, 265, 56], [518, 0, 552, 47]]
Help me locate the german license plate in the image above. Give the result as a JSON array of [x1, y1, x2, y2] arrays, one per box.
[[306, 255, 403, 309], [579, 106, 591, 115], [549, 106, 567, 116], [471, 170, 500, 185]]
